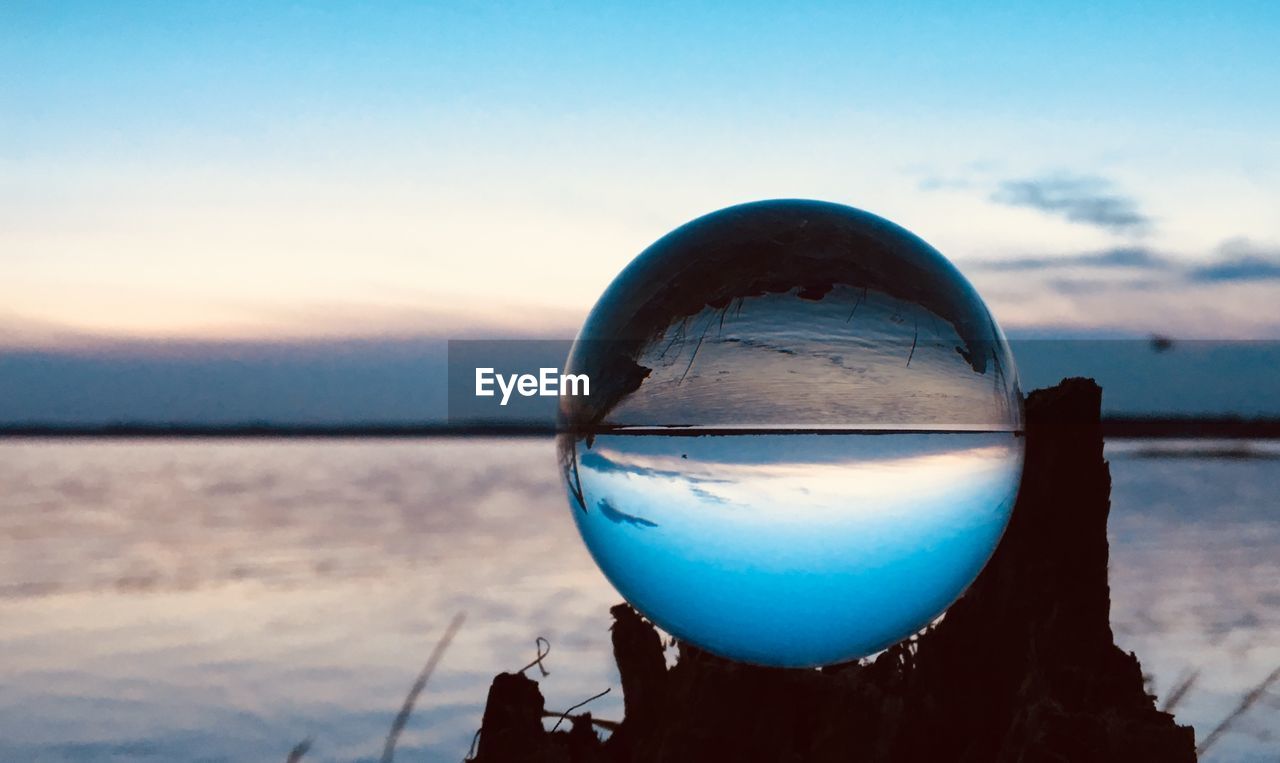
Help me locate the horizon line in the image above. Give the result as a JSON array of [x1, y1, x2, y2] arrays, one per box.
[[2, 416, 1279, 440]]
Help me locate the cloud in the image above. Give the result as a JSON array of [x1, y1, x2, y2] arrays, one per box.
[[1044, 277, 1163, 295], [1190, 256, 1280, 282], [971, 246, 1172, 272], [1188, 240, 1280, 283], [966, 237, 1280, 338], [991, 174, 1152, 235], [971, 239, 1280, 289], [916, 176, 975, 191]]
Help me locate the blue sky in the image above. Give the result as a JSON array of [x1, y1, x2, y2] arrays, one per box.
[[2, 2, 1279, 420]]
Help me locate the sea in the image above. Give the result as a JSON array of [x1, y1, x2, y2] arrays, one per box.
[[0, 438, 1276, 762]]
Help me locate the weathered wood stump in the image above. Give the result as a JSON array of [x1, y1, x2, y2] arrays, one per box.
[[472, 378, 1197, 762]]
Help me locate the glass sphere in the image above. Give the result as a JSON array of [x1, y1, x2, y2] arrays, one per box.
[[558, 199, 1023, 667]]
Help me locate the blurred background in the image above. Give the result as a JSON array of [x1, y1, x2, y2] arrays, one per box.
[[2, 2, 1277, 761]]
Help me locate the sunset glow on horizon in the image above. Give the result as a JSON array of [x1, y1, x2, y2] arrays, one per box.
[[5, 2, 1280, 349]]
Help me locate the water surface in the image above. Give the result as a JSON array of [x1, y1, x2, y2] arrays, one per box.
[[0, 438, 1275, 761]]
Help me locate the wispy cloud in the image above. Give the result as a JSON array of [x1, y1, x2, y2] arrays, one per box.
[[971, 247, 1171, 272], [917, 176, 976, 191], [1043, 277, 1163, 295], [1190, 257, 1280, 282], [968, 237, 1280, 337], [1188, 240, 1280, 283], [990, 174, 1152, 235], [971, 239, 1280, 287]]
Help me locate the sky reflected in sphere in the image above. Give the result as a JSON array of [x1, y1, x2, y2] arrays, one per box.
[[559, 199, 1024, 667]]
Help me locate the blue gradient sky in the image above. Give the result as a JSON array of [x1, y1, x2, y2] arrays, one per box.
[[5, 1, 1279, 342], [2, 2, 1279, 420]]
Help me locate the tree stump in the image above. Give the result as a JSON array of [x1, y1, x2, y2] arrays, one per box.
[[471, 378, 1197, 762]]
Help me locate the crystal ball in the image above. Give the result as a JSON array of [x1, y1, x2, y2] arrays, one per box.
[[558, 199, 1024, 667]]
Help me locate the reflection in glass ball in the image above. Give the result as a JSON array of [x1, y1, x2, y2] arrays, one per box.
[[558, 199, 1024, 667]]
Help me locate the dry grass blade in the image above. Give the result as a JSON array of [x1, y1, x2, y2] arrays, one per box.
[[464, 728, 482, 762], [1160, 668, 1200, 713], [549, 687, 611, 733], [381, 612, 467, 763], [286, 738, 311, 762], [1196, 665, 1280, 757]]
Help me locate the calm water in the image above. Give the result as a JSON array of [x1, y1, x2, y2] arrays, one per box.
[[564, 432, 1021, 666], [0, 438, 1276, 761]]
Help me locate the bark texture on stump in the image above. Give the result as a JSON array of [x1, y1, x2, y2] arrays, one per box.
[[471, 378, 1197, 762]]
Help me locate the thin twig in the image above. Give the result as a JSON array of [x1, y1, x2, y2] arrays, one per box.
[[906, 316, 919, 367], [381, 612, 467, 763], [658, 318, 687, 360], [549, 687, 612, 733], [536, 713, 622, 731], [1196, 665, 1280, 756], [518, 637, 551, 677], [565, 449, 587, 513], [678, 312, 716, 383], [846, 286, 867, 323]]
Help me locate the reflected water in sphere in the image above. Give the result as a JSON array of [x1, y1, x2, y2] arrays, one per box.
[[558, 199, 1024, 668]]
